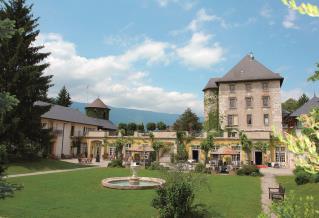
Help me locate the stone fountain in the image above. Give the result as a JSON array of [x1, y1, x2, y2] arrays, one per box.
[[101, 162, 165, 190]]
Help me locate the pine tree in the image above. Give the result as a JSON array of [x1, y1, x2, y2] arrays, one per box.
[[173, 108, 202, 134], [55, 86, 72, 107], [0, 0, 53, 159], [297, 93, 309, 108]]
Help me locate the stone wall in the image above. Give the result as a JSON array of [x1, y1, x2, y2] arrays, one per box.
[[204, 88, 219, 120], [218, 80, 282, 139]]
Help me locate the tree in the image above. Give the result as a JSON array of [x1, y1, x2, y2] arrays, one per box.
[[308, 63, 319, 82], [276, 108, 319, 174], [239, 131, 253, 164], [200, 133, 215, 164], [297, 93, 309, 108], [152, 141, 164, 162], [127, 122, 137, 135], [118, 123, 127, 135], [146, 122, 156, 131], [281, 0, 319, 17], [55, 86, 72, 107], [173, 108, 202, 134], [157, 121, 167, 131], [137, 123, 145, 132], [282, 98, 299, 112], [0, 0, 53, 159], [175, 131, 189, 161], [152, 170, 210, 218]]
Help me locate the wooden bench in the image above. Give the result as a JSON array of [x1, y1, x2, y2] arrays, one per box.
[[269, 184, 285, 200]]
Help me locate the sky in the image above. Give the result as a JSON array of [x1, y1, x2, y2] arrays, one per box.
[[30, 0, 319, 115]]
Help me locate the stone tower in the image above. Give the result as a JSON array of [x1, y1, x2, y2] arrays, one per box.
[[85, 98, 110, 120], [203, 78, 219, 121]]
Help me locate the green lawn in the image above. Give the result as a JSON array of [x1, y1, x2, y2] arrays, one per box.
[[6, 159, 91, 175], [277, 176, 319, 209], [0, 168, 261, 218]]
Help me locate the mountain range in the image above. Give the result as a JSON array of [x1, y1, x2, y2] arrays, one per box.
[[71, 102, 197, 125]]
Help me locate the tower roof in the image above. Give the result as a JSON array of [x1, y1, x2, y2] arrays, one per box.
[[290, 95, 319, 117], [86, 98, 110, 109], [216, 54, 284, 85], [203, 77, 219, 91]]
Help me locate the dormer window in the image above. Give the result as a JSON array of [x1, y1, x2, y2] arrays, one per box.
[[229, 84, 236, 93]]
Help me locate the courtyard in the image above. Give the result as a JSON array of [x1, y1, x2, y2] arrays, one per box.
[[1, 166, 262, 218]]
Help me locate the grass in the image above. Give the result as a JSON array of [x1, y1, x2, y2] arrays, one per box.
[[277, 176, 319, 209], [0, 168, 261, 218], [5, 159, 91, 175]]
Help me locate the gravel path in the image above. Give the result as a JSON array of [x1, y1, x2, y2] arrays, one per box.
[[6, 165, 102, 178]]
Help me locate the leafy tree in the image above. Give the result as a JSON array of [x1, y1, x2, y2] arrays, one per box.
[[114, 137, 132, 160], [0, 0, 53, 159], [147, 122, 156, 131], [297, 93, 309, 108], [281, 0, 319, 17], [127, 122, 137, 135], [118, 123, 127, 135], [173, 108, 202, 134], [152, 170, 210, 218], [308, 63, 319, 82], [282, 98, 299, 112], [239, 131, 253, 164], [175, 131, 189, 161], [276, 108, 319, 174], [200, 133, 215, 164], [157, 121, 167, 130], [152, 141, 165, 162], [55, 86, 72, 107], [137, 123, 145, 132]]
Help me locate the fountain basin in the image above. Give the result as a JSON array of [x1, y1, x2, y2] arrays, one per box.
[[101, 177, 165, 190]]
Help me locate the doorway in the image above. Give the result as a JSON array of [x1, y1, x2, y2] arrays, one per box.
[[192, 150, 199, 162], [255, 151, 262, 165]]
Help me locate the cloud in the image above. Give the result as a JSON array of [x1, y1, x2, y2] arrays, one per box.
[[282, 9, 299, 29], [176, 32, 225, 69], [260, 4, 275, 25], [188, 9, 228, 31], [36, 33, 203, 115], [156, 0, 196, 10]]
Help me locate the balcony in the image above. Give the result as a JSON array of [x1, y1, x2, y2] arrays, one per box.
[[85, 131, 108, 138]]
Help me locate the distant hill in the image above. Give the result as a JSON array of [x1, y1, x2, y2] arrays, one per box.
[[71, 102, 188, 125]]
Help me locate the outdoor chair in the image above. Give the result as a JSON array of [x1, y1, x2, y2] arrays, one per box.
[[269, 184, 285, 200]]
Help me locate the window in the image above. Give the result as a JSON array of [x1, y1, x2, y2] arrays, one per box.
[[247, 114, 252, 126], [245, 97, 253, 108], [228, 131, 237, 138], [109, 147, 115, 157], [245, 83, 252, 92], [229, 97, 237, 109], [41, 123, 47, 128], [262, 82, 269, 91], [227, 115, 238, 126], [70, 125, 75, 136], [232, 154, 240, 162], [264, 114, 269, 126], [262, 96, 270, 107], [275, 147, 286, 162], [229, 84, 236, 93], [125, 144, 131, 149]]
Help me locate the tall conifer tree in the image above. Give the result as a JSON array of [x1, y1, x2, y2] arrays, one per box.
[[0, 0, 53, 159], [55, 86, 72, 107]]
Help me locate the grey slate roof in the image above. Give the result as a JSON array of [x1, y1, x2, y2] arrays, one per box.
[[35, 101, 117, 130], [86, 98, 110, 109], [216, 54, 284, 85], [203, 77, 219, 91], [290, 96, 319, 117]]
